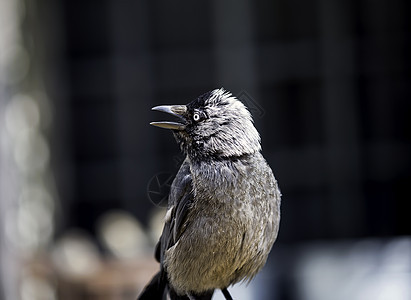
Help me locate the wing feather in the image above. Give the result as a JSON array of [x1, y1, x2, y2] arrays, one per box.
[[156, 158, 193, 267]]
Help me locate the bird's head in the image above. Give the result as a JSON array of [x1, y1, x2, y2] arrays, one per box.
[[151, 88, 261, 160]]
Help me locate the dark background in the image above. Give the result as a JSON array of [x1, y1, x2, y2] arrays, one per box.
[[40, 0, 410, 242]]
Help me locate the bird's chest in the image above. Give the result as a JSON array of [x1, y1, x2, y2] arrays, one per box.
[[165, 204, 248, 291]]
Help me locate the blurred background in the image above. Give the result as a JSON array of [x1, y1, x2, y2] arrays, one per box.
[[0, 0, 410, 299]]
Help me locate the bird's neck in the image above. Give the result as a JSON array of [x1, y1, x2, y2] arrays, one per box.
[[189, 152, 254, 164], [188, 152, 260, 202]]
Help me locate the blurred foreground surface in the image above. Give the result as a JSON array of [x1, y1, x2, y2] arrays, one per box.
[[14, 236, 411, 300]]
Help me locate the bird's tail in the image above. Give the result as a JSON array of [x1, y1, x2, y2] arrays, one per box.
[[137, 271, 166, 300]]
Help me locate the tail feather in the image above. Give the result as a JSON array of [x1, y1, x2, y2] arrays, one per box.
[[137, 272, 166, 300], [137, 271, 217, 300]]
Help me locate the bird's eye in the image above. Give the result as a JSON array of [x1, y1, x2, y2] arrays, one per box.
[[193, 112, 201, 122]]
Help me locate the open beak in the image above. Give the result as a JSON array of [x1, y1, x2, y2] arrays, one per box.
[[150, 105, 187, 130]]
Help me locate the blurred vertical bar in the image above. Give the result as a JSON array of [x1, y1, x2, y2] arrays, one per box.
[[0, 1, 21, 299], [108, 0, 156, 220], [212, 0, 259, 98], [318, 1, 364, 236], [1, 0, 59, 298]]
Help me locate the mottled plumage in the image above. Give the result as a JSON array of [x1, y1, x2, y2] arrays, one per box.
[[138, 88, 281, 300]]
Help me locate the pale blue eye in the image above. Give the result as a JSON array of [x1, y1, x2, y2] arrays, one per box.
[[193, 113, 200, 122]]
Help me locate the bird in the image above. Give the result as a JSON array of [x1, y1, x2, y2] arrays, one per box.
[[138, 88, 281, 300]]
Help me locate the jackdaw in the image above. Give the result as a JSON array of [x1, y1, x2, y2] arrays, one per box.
[[138, 88, 281, 300]]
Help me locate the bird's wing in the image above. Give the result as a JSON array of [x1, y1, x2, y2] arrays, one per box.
[[144, 159, 192, 299], [155, 158, 193, 265]]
